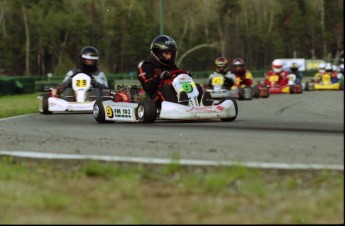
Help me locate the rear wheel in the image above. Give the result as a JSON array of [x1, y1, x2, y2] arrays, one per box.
[[40, 94, 52, 115], [295, 84, 303, 94], [136, 99, 156, 123], [289, 85, 295, 94], [252, 87, 260, 98], [220, 97, 238, 122], [238, 88, 245, 100]]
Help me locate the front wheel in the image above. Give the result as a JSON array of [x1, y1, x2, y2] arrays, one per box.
[[40, 94, 52, 115], [136, 99, 156, 123], [93, 99, 107, 123], [220, 97, 238, 122]]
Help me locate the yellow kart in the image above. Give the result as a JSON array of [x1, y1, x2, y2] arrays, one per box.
[[305, 73, 344, 91]]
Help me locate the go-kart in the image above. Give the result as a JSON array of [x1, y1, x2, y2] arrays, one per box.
[[305, 73, 344, 91], [38, 72, 111, 114], [205, 73, 269, 101], [257, 74, 303, 94], [93, 72, 238, 123]]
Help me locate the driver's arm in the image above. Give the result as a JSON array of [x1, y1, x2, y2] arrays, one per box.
[[62, 70, 74, 87], [93, 72, 108, 89]]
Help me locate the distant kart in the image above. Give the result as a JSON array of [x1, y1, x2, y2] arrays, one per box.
[[257, 74, 303, 94], [38, 72, 112, 114], [305, 73, 344, 91], [205, 73, 269, 101], [93, 73, 238, 123]]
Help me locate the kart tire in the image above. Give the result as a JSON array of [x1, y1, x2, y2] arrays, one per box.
[[238, 88, 245, 100], [93, 99, 107, 123], [136, 99, 156, 123], [304, 82, 309, 91], [220, 97, 238, 122], [289, 85, 295, 94], [252, 87, 260, 98], [40, 94, 52, 115], [244, 87, 253, 100], [262, 87, 270, 98]]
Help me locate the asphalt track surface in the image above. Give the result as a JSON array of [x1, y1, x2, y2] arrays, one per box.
[[0, 90, 343, 169]]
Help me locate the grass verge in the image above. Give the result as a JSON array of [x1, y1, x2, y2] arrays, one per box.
[[0, 92, 42, 118], [0, 157, 343, 224]]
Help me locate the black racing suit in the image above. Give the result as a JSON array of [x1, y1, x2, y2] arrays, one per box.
[[137, 60, 203, 108]]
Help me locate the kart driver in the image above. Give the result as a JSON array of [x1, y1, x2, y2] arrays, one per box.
[[289, 62, 303, 84], [137, 35, 204, 108], [207, 57, 235, 90], [61, 46, 108, 100], [264, 59, 289, 87], [230, 58, 253, 87], [313, 63, 328, 83]]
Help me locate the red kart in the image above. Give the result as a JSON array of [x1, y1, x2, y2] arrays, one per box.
[[257, 74, 303, 94]]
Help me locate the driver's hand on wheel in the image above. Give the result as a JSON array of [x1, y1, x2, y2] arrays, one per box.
[[91, 77, 98, 87], [159, 71, 171, 80]]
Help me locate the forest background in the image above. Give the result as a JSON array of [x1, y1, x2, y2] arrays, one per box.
[[0, 0, 343, 77]]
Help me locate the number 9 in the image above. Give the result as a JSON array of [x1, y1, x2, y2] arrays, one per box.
[[106, 106, 113, 118], [182, 83, 193, 93]]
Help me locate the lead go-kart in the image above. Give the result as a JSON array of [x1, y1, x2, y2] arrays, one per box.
[[93, 72, 238, 123], [256, 73, 303, 94], [38, 72, 112, 114], [204, 73, 269, 101]]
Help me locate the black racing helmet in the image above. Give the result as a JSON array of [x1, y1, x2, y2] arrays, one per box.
[[79, 46, 99, 72], [290, 62, 299, 72], [150, 35, 177, 67]]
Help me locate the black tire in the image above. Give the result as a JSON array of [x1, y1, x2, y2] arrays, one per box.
[[238, 88, 245, 100], [289, 85, 295, 94], [220, 97, 238, 122], [253, 87, 260, 98], [304, 82, 309, 91], [244, 87, 253, 100], [40, 94, 52, 115], [93, 99, 107, 123], [136, 99, 156, 123], [262, 87, 270, 98]]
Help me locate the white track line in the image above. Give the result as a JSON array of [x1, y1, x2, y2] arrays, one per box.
[[0, 114, 34, 121], [0, 151, 343, 171]]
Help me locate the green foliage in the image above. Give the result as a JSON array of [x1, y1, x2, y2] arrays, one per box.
[[0, 0, 343, 76]]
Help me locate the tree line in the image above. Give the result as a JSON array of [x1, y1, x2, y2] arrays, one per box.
[[0, 0, 343, 76]]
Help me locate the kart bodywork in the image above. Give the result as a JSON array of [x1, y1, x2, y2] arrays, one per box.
[[205, 74, 269, 101], [305, 73, 344, 91], [93, 73, 238, 123], [258, 74, 303, 94], [38, 73, 111, 114]]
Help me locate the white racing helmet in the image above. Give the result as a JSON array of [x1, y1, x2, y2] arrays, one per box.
[[318, 63, 326, 73], [272, 59, 283, 73]]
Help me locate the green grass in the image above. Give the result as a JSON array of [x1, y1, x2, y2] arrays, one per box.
[[0, 92, 42, 118], [0, 157, 343, 224]]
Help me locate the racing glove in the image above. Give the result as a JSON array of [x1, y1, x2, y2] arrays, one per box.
[[91, 77, 98, 87], [159, 70, 171, 80]]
